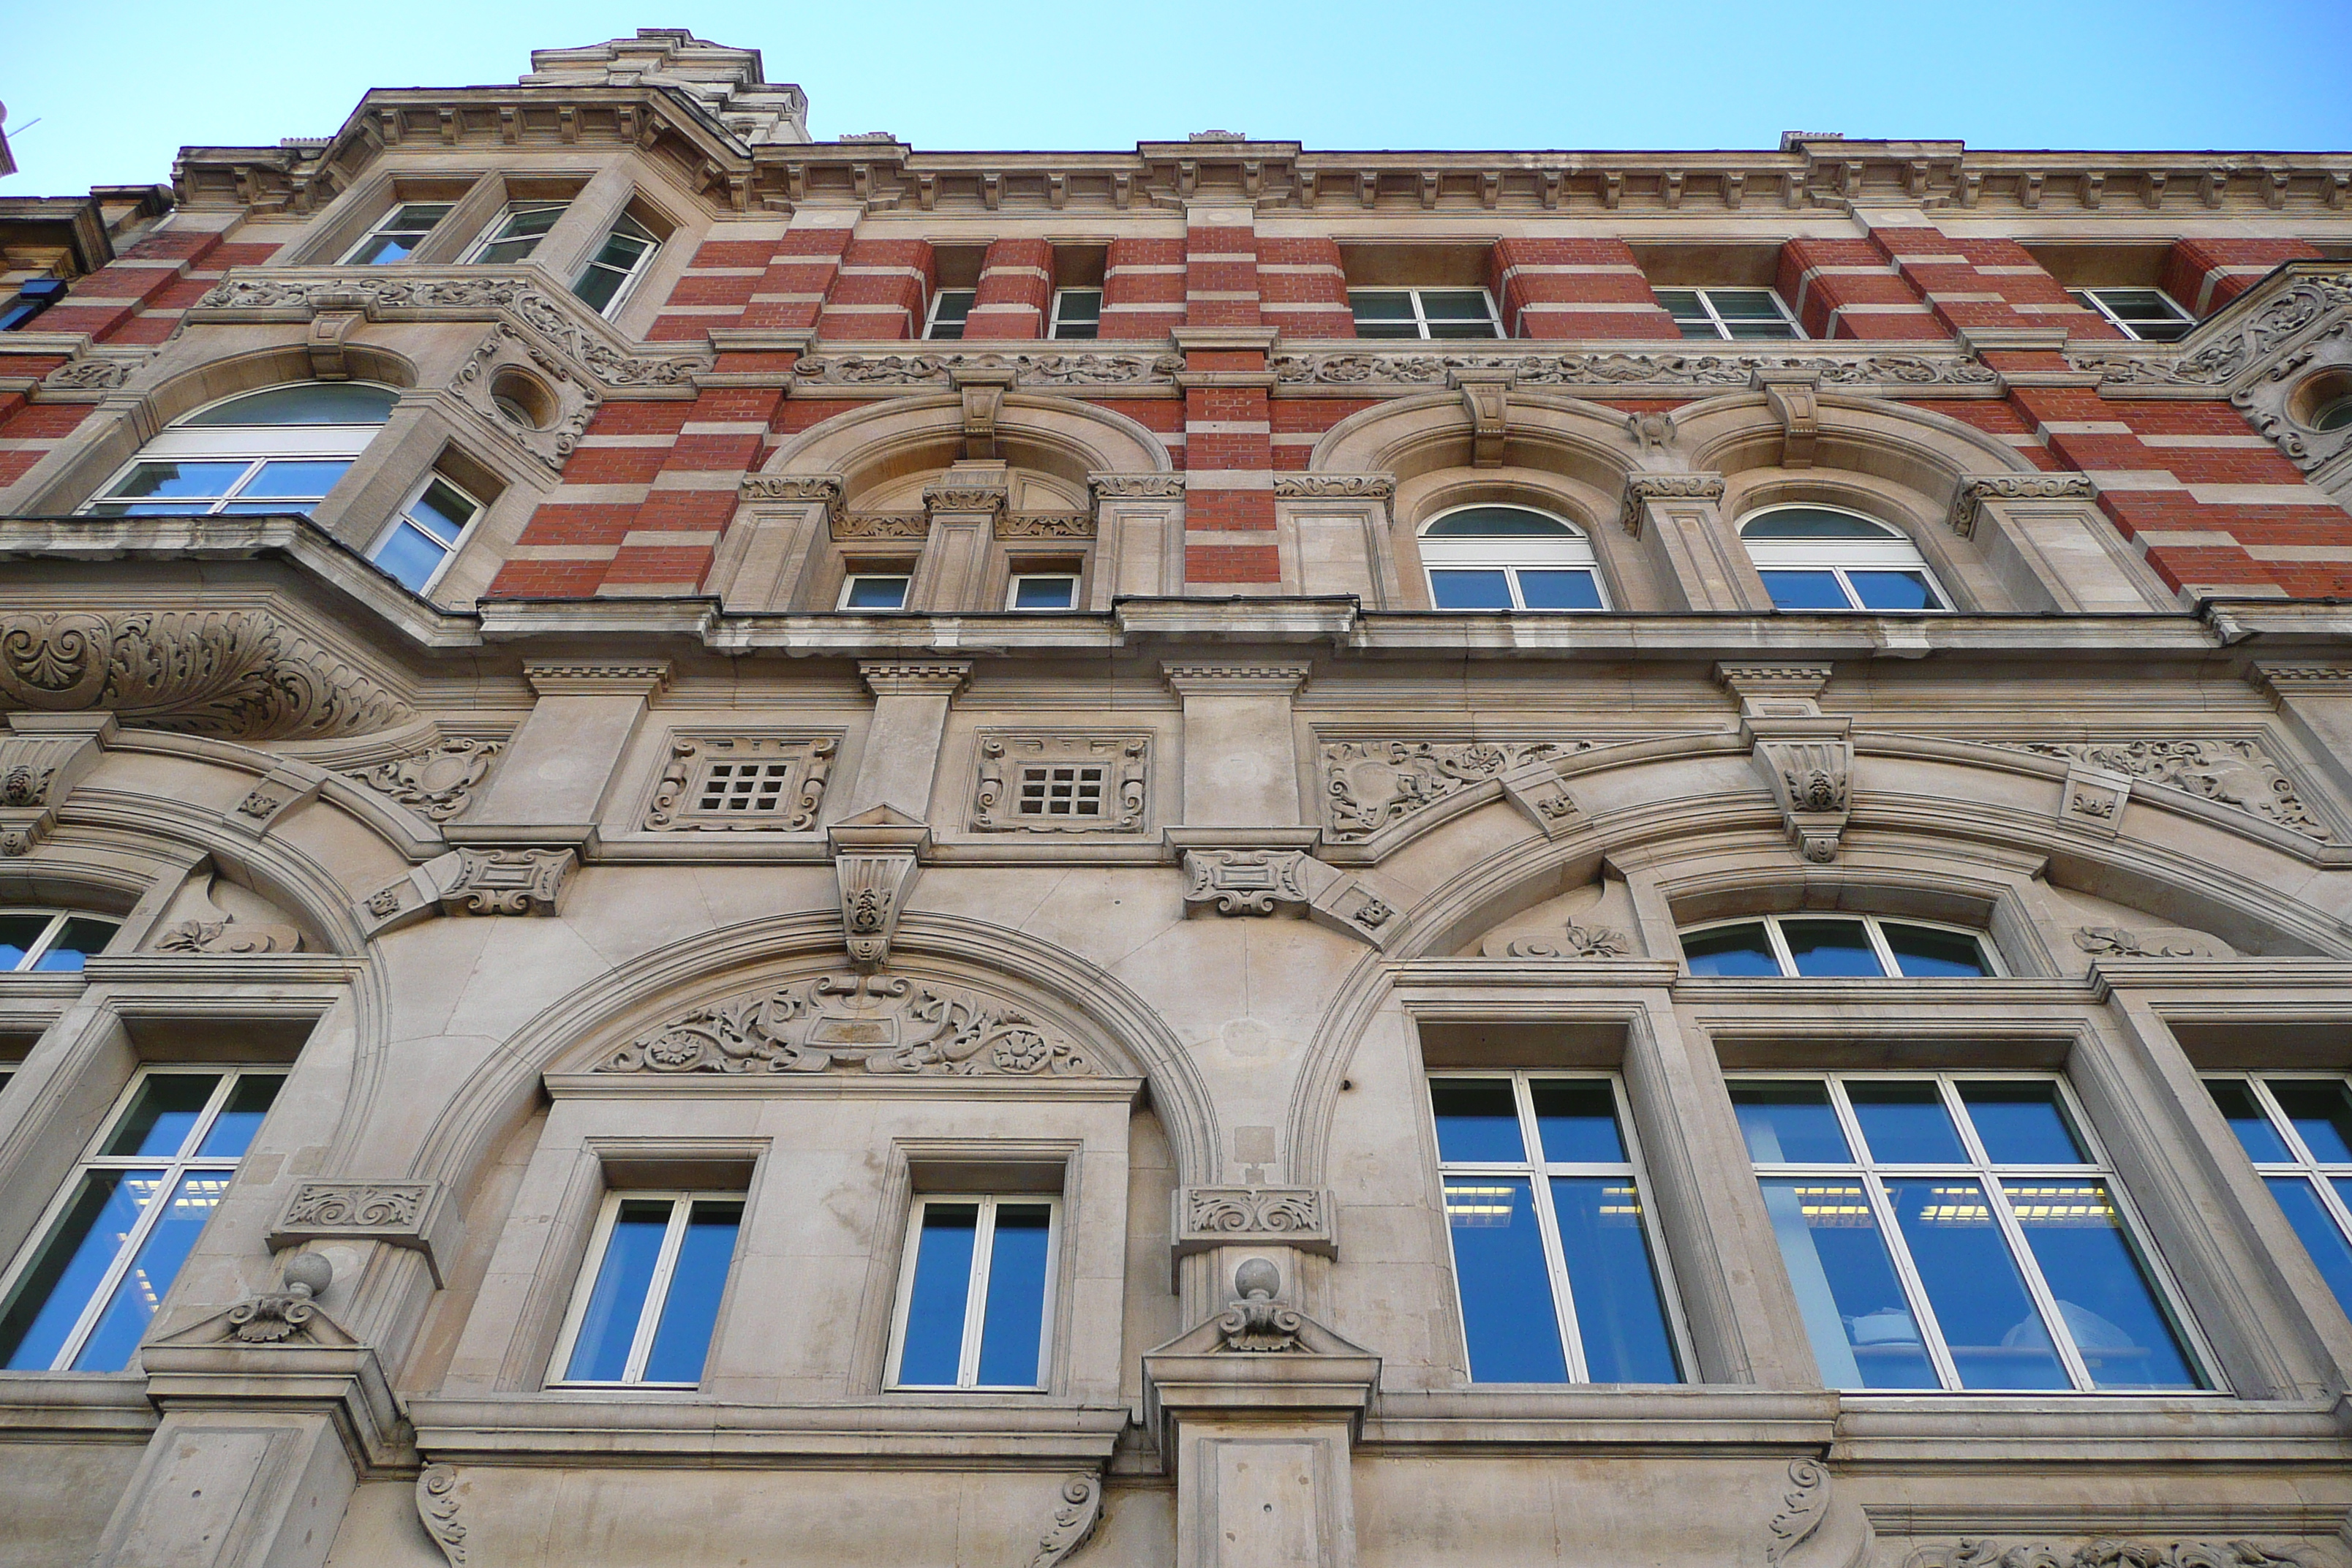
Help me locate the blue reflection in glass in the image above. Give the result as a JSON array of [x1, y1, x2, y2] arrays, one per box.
[[1781, 919, 1882, 977], [2003, 1178, 2198, 1389], [1885, 1177, 2067, 1390], [1757, 1176, 1934, 1389], [564, 1200, 669, 1382], [976, 1204, 1052, 1387], [0, 1170, 156, 1369], [1517, 570, 1603, 610], [1431, 1079, 1526, 1164], [101, 1075, 219, 1158], [1959, 1082, 2088, 1164], [2266, 1177, 2352, 1318], [1848, 570, 1942, 611], [1551, 1177, 1678, 1382], [2272, 1080, 2352, 1163], [1531, 1079, 1624, 1164], [897, 1203, 979, 1385], [1758, 569, 1851, 610], [240, 459, 353, 497], [2208, 1080, 2293, 1162], [1848, 1082, 1967, 1164], [1445, 1175, 1568, 1382], [641, 1200, 742, 1384], [1729, 1082, 1853, 1165], [1683, 923, 1781, 977], [195, 1075, 282, 1159], [1428, 569, 1514, 610], [75, 1171, 227, 1371]]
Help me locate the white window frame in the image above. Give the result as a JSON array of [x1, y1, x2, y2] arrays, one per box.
[[1349, 287, 1503, 340], [0, 908, 120, 970], [885, 1193, 1060, 1390], [461, 200, 570, 265], [2206, 1072, 2352, 1260], [1429, 1071, 1692, 1384], [546, 1189, 744, 1389], [365, 471, 486, 595], [1047, 288, 1102, 340], [570, 212, 662, 318], [838, 568, 913, 611], [1678, 913, 2002, 978], [2070, 287, 2195, 342], [339, 200, 456, 265], [73, 385, 398, 519], [924, 288, 976, 340], [1006, 570, 1081, 611], [1417, 503, 1610, 613], [0, 1066, 284, 1372], [1735, 1069, 2217, 1394], [1655, 287, 1806, 341], [1737, 503, 1954, 615]]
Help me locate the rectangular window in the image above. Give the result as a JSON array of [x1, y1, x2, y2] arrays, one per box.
[[341, 203, 454, 265], [1730, 1072, 2207, 1392], [0, 279, 69, 331], [572, 214, 661, 316], [366, 474, 483, 594], [2070, 287, 2194, 342], [464, 202, 568, 265], [1654, 287, 1804, 342], [2204, 1074, 2352, 1319], [839, 569, 913, 611], [1048, 289, 1102, 340], [888, 1194, 1057, 1390], [1431, 1073, 1684, 1384], [1007, 572, 1079, 611], [925, 289, 976, 341], [550, 1191, 743, 1387], [0, 1068, 284, 1372], [1349, 287, 1501, 340]]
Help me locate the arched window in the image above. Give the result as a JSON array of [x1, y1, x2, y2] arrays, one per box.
[[0, 908, 119, 973], [1419, 505, 1607, 611], [1739, 505, 1950, 613], [80, 382, 485, 594]]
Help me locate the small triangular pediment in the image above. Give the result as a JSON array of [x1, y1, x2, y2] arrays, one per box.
[[151, 1297, 358, 1350]]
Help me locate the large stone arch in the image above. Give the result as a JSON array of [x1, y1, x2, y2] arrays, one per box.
[[761, 389, 1174, 501]]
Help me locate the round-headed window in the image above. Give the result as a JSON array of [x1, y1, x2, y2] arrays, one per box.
[[81, 381, 398, 519], [1738, 505, 1950, 613], [1419, 505, 1607, 611]]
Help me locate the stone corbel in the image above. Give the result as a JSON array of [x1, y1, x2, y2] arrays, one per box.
[[950, 363, 1017, 461], [305, 309, 363, 380], [1948, 472, 2098, 538], [1450, 366, 1515, 468], [364, 847, 576, 927], [1171, 829, 1398, 948], [1618, 472, 1725, 538], [829, 804, 931, 970], [0, 712, 113, 856], [268, 1180, 454, 1285], [1719, 663, 1851, 861], [1174, 1187, 1337, 1262], [1754, 369, 1821, 467]]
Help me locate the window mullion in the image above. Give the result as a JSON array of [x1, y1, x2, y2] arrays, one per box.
[[624, 1196, 693, 1384], [1763, 918, 1798, 977], [1516, 1077, 1588, 1382], [2252, 1077, 2326, 1170], [1861, 919, 1901, 978], [960, 1196, 997, 1387], [20, 911, 67, 969], [56, 1093, 214, 1371], [1982, 1164, 2095, 1390], [1862, 1164, 1961, 1390]]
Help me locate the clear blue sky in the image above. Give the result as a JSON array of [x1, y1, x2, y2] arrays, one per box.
[[5, 0, 2350, 195]]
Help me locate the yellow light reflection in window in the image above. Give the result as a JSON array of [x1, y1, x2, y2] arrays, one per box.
[[1445, 1183, 1518, 1226], [2002, 1182, 2117, 1226], [1790, 1183, 1875, 1226]]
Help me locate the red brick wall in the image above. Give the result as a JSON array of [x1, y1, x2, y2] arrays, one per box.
[[1256, 237, 1352, 338], [2163, 238, 2323, 316], [1099, 236, 1186, 340], [961, 238, 1052, 340], [1491, 238, 1677, 339]]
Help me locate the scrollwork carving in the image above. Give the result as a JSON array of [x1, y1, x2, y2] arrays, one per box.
[[789, 350, 1180, 388], [344, 737, 502, 823], [2073, 925, 2225, 959], [1618, 472, 1726, 535], [153, 916, 303, 955], [1502, 924, 1634, 959], [1903, 1541, 2304, 1568], [2006, 739, 2328, 840], [1321, 739, 1580, 841], [1948, 473, 2099, 538], [1765, 1458, 1831, 1567], [1272, 349, 1999, 390], [1028, 1474, 1105, 1568], [2069, 270, 2352, 388], [441, 847, 573, 916], [40, 357, 140, 390], [973, 733, 1150, 834], [1273, 473, 1396, 500], [998, 511, 1098, 538], [1181, 849, 1315, 916], [646, 735, 836, 832], [415, 1465, 468, 1566], [1184, 1188, 1327, 1237]]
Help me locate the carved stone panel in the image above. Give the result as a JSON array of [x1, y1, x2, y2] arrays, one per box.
[[344, 737, 504, 823], [972, 732, 1150, 834], [1181, 848, 1318, 916], [645, 734, 838, 832], [453, 321, 601, 472], [2003, 739, 2331, 840], [268, 1179, 449, 1281], [438, 847, 574, 916], [1320, 739, 1584, 842], [1175, 1187, 1337, 1256]]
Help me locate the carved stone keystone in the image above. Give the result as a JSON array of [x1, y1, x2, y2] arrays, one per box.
[[1450, 366, 1515, 467], [829, 803, 930, 970]]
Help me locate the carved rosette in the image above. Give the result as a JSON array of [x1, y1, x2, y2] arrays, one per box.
[[1618, 472, 1725, 536], [2005, 739, 2330, 840], [344, 737, 503, 823], [602, 973, 1096, 1077], [1948, 472, 2098, 537], [1321, 739, 1581, 842]]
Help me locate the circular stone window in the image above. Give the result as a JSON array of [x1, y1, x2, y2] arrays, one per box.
[[2288, 368, 2352, 433], [489, 369, 556, 431]]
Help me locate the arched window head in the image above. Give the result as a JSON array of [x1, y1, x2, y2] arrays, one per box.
[[1738, 505, 1950, 614], [1419, 504, 1607, 612], [83, 382, 396, 519]]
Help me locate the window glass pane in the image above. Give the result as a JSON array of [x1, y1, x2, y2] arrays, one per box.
[[1349, 290, 1414, 320], [1011, 576, 1078, 610], [2002, 1178, 2198, 1390], [2264, 1177, 2352, 1318], [1428, 320, 1504, 339], [1727, 319, 1803, 341], [1757, 1177, 1934, 1388], [1682, 922, 1781, 977], [975, 1203, 1052, 1387], [1531, 1079, 1625, 1164], [388, 203, 452, 229], [1550, 1176, 1678, 1382], [1882, 923, 1988, 978], [898, 1202, 979, 1384], [0, 913, 51, 969], [571, 264, 627, 314], [589, 232, 652, 271], [184, 382, 397, 426], [1430, 1079, 1526, 1163], [1847, 570, 1944, 611], [1780, 918, 1883, 978], [1422, 507, 1572, 538], [1847, 1082, 1968, 1164], [1729, 1082, 1854, 1164], [346, 234, 417, 266], [1418, 290, 1492, 320], [35, 916, 118, 970], [640, 1199, 742, 1384], [72, 1169, 229, 1371], [1444, 1175, 1569, 1382], [371, 522, 451, 593], [1678, 320, 1725, 340], [2099, 290, 2175, 320], [843, 576, 911, 611], [2271, 1079, 2352, 1163], [1516, 570, 1604, 611], [2207, 1080, 2294, 1163], [195, 1074, 282, 1160], [1958, 1082, 2089, 1164], [1744, 508, 1894, 540], [1428, 568, 1515, 610], [102, 1075, 221, 1158], [238, 459, 354, 498], [1708, 290, 1784, 317], [927, 320, 967, 341], [1354, 322, 1422, 339], [1885, 1176, 2068, 1390], [2130, 318, 2193, 343], [106, 461, 246, 500], [407, 479, 478, 545], [1757, 570, 1854, 610], [562, 1199, 670, 1382], [0, 1170, 152, 1369], [1653, 290, 1703, 316]]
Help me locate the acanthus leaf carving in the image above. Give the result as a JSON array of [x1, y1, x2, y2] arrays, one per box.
[[1089, 473, 1186, 500], [415, 1465, 469, 1566], [1618, 472, 1725, 536], [1753, 735, 1854, 863], [2073, 925, 2226, 959], [601, 973, 1096, 1077], [1273, 473, 1396, 500], [1502, 924, 1635, 959], [1028, 1474, 1105, 1568], [1902, 1542, 2305, 1568], [790, 350, 1182, 388], [834, 511, 930, 540], [344, 737, 503, 823], [1271, 349, 1999, 391], [1321, 739, 1587, 842], [2003, 739, 2329, 840], [1765, 1458, 1831, 1567], [1214, 1259, 1306, 1353], [153, 916, 304, 956], [1182, 1187, 1330, 1239], [997, 511, 1098, 539]]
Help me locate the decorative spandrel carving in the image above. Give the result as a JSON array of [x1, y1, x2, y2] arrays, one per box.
[[646, 735, 837, 832], [973, 733, 1150, 834], [2002, 739, 2329, 840], [344, 737, 503, 823], [600, 973, 1096, 1077], [1321, 739, 1586, 842], [1948, 473, 2098, 538], [1271, 349, 1998, 391], [0, 611, 412, 739], [1901, 1542, 2307, 1568], [2073, 925, 2228, 959], [2068, 268, 2352, 388], [153, 916, 304, 955], [1501, 924, 1634, 959]]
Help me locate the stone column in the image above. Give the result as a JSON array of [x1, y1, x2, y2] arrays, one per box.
[[840, 659, 970, 818], [908, 463, 1006, 612]]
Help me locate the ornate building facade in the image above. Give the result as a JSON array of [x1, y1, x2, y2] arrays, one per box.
[[4, 29, 2352, 1568]]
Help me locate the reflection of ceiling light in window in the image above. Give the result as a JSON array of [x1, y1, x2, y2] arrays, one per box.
[[1445, 1183, 1518, 1224]]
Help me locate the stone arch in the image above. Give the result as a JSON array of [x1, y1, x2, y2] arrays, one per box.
[[761, 390, 1173, 501], [392, 908, 1222, 1207]]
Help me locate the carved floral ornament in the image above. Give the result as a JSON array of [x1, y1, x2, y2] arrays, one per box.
[[788, 350, 1181, 388], [1271, 348, 2001, 391], [1900, 1541, 2305, 1568], [2070, 268, 2352, 389], [600, 973, 1099, 1077], [453, 323, 599, 473], [343, 737, 503, 823], [2002, 739, 2330, 840], [1322, 739, 1591, 841]]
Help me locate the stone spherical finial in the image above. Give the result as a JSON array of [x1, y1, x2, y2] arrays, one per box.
[[282, 1251, 333, 1298], [1234, 1257, 1281, 1301]]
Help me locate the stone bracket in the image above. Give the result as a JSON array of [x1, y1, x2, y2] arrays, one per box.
[[361, 846, 576, 930], [268, 1179, 454, 1285], [0, 711, 114, 856], [1175, 840, 1401, 949], [1174, 1187, 1337, 1261], [950, 363, 1016, 461], [1755, 370, 1821, 467], [1499, 756, 1582, 836], [1752, 728, 1854, 863], [305, 309, 364, 379], [829, 804, 932, 970], [1450, 366, 1514, 467]]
